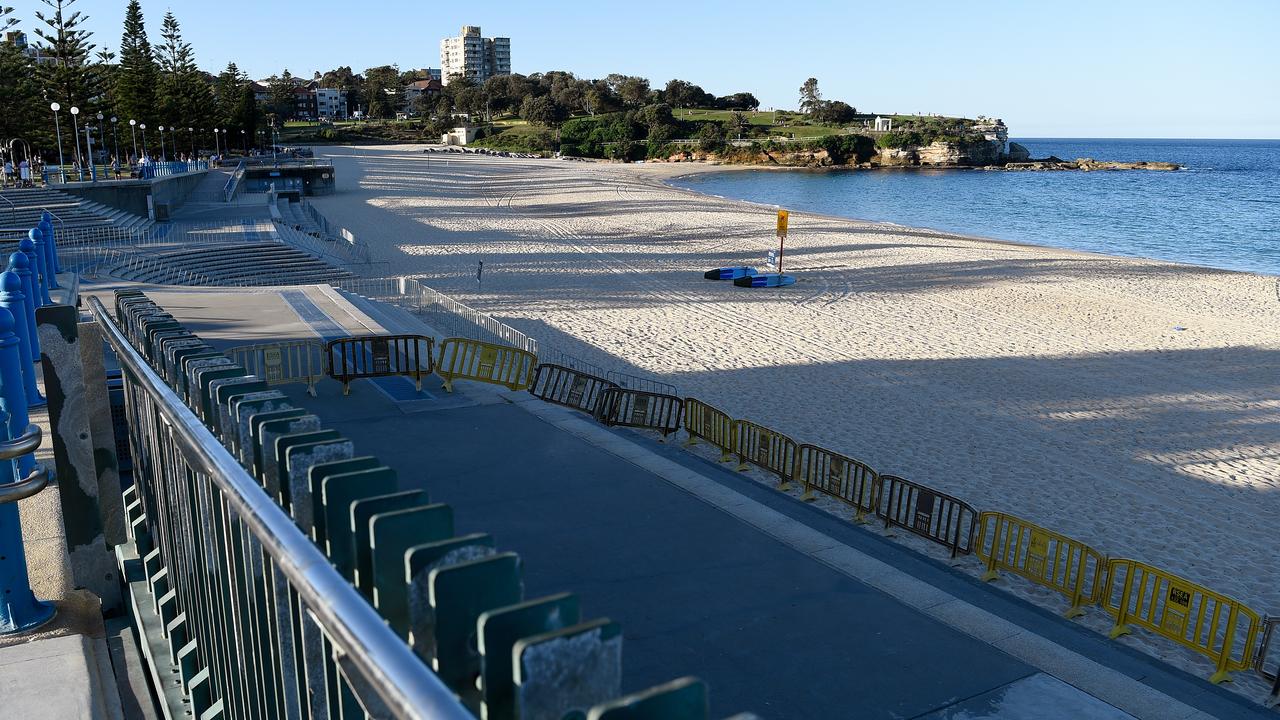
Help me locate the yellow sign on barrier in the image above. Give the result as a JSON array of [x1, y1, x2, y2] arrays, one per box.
[[734, 420, 797, 489], [794, 444, 879, 523], [682, 398, 737, 462], [225, 340, 325, 396], [975, 512, 1106, 618], [1102, 558, 1261, 683], [435, 337, 536, 393]]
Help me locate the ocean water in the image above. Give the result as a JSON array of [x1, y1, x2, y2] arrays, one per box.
[[670, 139, 1280, 275]]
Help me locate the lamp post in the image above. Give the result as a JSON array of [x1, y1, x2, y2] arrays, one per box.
[[240, 129, 247, 154], [188, 127, 195, 159], [158, 125, 166, 161], [84, 121, 96, 181], [110, 117, 119, 164], [140, 123, 147, 157], [128, 119, 137, 161], [69, 106, 82, 173], [49, 103, 65, 174], [95, 112, 105, 165]]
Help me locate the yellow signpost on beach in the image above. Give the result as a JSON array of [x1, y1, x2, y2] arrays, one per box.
[[776, 210, 789, 273]]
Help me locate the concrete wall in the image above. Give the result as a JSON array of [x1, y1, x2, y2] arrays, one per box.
[[59, 170, 208, 221], [244, 166, 335, 196]]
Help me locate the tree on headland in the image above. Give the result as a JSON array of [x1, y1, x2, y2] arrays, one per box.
[[812, 100, 856, 125], [363, 65, 402, 119], [717, 92, 760, 111], [606, 74, 651, 108], [266, 69, 297, 119], [156, 11, 214, 131], [520, 95, 567, 128], [799, 77, 821, 114], [115, 0, 159, 126]]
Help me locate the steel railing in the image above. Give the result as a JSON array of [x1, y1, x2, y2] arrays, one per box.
[[223, 160, 246, 203], [90, 295, 470, 719]]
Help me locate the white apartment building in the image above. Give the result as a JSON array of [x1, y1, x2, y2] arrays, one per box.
[[439, 25, 511, 86], [315, 87, 348, 120]]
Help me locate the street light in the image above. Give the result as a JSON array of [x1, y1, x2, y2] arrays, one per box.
[[240, 128, 247, 154], [69, 106, 83, 172], [158, 125, 166, 160], [128, 119, 137, 160], [49, 102, 65, 172], [96, 112, 105, 165], [188, 127, 195, 159], [140, 123, 147, 157], [111, 117, 119, 165], [84, 120, 97, 181]]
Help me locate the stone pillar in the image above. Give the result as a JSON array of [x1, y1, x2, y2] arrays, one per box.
[[36, 304, 120, 611], [77, 321, 125, 547]]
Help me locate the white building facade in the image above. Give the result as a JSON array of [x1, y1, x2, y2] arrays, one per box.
[[439, 25, 511, 86]]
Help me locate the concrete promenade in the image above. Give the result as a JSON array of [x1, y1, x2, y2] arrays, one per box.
[[95, 283, 1277, 720]]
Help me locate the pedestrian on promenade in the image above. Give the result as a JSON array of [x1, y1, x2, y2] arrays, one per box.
[[1, 159, 11, 188], [18, 159, 30, 187]]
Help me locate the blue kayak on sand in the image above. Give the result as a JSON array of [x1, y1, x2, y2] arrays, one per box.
[[734, 273, 796, 288], [704, 267, 759, 280]]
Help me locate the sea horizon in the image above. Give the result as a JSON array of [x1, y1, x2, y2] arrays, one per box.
[[669, 137, 1280, 276]]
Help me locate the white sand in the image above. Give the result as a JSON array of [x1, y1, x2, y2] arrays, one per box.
[[309, 145, 1280, 695]]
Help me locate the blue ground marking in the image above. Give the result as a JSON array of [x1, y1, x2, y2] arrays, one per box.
[[279, 289, 435, 401]]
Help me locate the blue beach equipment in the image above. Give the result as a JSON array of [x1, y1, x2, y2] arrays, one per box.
[[704, 267, 759, 280], [734, 273, 796, 288]]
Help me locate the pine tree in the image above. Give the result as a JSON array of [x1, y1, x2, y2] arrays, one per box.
[[214, 62, 246, 127], [115, 0, 158, 125], [33, 0, 99, 112], [155, 10, 214, 135], [0, 7, 46, 147]]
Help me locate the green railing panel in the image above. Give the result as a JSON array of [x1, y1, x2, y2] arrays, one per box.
[[348, 491, 431, 597], [397, 533, 494, 641], [307, 457, 382, 546], [284, 438, 354, 526], [478, 593, 581, 720], [515, 618, 622, 720], [321, 468, 398, 574], [425, 553, 522, 694]]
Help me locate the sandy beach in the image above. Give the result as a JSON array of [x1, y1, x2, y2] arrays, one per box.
[[309, 144, 1280, 693]]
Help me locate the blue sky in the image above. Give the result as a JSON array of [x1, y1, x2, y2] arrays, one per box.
[[12, 0, 1279, 138]]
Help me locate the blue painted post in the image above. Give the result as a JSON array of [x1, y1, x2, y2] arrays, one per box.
[[26, 230, 53, 306], [0, 272, 44, 409], [8, 253, 42, 365], [0, 304, 55, 635], [39, 216, 62, 275], [35, 225, 59, 291]]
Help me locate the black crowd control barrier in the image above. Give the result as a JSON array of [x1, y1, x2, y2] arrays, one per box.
[[325, 334, 434, 395], [594, 388, 683, 438], [529, 364, 617, 415], [876, 474, 977, 558]]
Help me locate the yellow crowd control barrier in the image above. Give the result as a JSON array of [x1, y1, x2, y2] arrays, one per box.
[[1102, 558, 1261, 684], [224, 340, 325, 396], [794, 444, 879, 523], [975, 512, 1105, 618], [682, 397, 736, 462], [435, 337, 537, 393], [734, 420, 798, 489]]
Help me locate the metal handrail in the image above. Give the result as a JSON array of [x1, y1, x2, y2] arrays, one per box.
[[88, 296, 471, 720], [0, 424, 48, 504], [0, 192, 16, 226]]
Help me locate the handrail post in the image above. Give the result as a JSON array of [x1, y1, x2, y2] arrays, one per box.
[[36, 225, 60, 290], [0, 305, 54, 635], [8, 252, 42, 365], [40, 212, 62, 274], [0, 271, 45, 408], [27, 230, 54, 304], [18, 236, 46, 310]]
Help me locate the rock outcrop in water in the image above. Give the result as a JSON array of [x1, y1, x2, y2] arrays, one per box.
[[1003, 157, 1181, 171]]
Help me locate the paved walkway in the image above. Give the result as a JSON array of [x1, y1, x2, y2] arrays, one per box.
[[111, 284, 1277, 719]]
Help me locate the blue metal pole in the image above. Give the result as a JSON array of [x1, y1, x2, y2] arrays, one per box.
[[27, 230, 54, 305], [8, 253, 41, 365], [39, 212, 61, 274], [0, 305, 54, 635], [35, 225, 59, 291], [0, 272, 44, 410]]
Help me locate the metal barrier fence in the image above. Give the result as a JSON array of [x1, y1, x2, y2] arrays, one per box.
[[91, 295, 471, 719], [605, 370, 678, 397], [529, 364, 616, 414], [734, 420, 798, 488], [325, 335, 434, 395], [593, 388, 683, 438], [795, 444, 879, 523], [224, 341, 326, 396], [876, 474, 976, 558], [682, 397, 736, 461], [1255, 617, 1280, 705], [1102, 558, 1261, 684], [975, 512, 1106, 618], [435, 337, 536, 393]]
